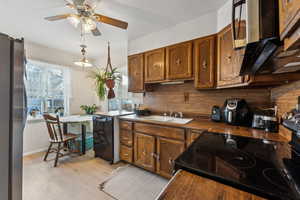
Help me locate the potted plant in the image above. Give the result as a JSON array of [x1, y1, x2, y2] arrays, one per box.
[[29, 107, 40, 118], [105, 67, 121, 99], [90, 69, 107, 100], [80, 104, 98, 115], [90, 43, 122, 100]]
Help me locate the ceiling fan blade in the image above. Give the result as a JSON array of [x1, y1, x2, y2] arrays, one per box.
[[94, 14, 128, 30], [91, 27, 101, 36], [44, 14, 71, 21]]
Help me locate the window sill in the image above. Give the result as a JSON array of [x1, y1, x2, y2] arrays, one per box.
[[26, 116, 44, 123]]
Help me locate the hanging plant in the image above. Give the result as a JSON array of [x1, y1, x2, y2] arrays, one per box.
[[89, 43, 121, 100], [89, 69, 107, 100], [104, 42, 121, 99]]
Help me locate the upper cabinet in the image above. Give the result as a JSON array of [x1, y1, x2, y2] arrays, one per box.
[[128, 54, 144, 93], [279, 0, 300, 50], [166, 42, 193, 80], [144, 48, 165, 83], [194, 35, 216, 89], [217, 24, 245, 88]]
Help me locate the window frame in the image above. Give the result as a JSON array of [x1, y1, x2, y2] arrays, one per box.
[[25, 60, 71, 121]]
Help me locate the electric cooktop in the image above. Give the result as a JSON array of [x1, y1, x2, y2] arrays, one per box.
[[175, 132, 300, 200]]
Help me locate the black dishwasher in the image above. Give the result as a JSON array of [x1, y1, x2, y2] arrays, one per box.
[[93, 115, 114, 163]]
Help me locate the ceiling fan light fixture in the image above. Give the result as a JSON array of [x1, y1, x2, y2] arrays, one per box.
[[81, 18, 97, 33], [68, 15, 80, 28]]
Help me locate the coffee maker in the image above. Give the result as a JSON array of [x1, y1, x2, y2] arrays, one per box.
[[223, 98, 252, 126]]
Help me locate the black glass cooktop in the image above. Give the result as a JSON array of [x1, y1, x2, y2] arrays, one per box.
[[175, 132, 300, 200]]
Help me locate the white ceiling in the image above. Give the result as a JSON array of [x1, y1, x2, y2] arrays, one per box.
[[0, 0, 227, 59]]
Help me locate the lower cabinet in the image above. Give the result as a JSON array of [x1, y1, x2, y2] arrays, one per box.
[[156, 138, 185, 178], [120, 121, 188, 178], [134, 132, 156, 172]]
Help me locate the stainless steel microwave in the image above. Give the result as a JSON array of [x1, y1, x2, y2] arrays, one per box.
[[232, 0, 281, 75], [232, 0, 279, 49]]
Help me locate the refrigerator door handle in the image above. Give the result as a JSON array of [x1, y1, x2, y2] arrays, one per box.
[[23, 79, 27, 129]]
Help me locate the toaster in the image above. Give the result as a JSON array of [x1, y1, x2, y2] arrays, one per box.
[[252, 107, 279, 133]]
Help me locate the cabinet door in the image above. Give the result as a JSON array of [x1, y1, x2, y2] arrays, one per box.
[[157, 138, 185, 178], [194, 35, 216, 89], [217, 25, 244, 87], [145, 48, 165, 83], [279, 0, 300, 50], [128, 54, 144, 93], [166, 42, 193, 80], [279, 0, 300, 37], [134, 133, 156, 172]]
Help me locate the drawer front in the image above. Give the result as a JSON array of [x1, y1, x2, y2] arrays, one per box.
[[120, 120, 133, 130], [120, 130, 133, 147], [135, 123, 185, 141], [120, 145, 133, 163]]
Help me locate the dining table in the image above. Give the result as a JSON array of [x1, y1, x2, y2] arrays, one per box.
[[60, 115, 93, 155]]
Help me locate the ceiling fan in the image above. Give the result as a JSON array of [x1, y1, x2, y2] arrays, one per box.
[[44, 0, 128, 36]]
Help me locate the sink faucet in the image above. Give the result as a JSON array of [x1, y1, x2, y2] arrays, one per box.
[[163, 111, 183, 118], [174, 112, 183, 118]]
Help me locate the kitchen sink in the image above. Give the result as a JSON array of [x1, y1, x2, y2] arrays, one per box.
[[141, 115, 193, 124]]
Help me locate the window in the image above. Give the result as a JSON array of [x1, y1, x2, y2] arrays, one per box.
[[25, 60, 70, 118]]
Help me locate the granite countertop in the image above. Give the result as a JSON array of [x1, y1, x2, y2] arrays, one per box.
[[119, 114, 288, 142]]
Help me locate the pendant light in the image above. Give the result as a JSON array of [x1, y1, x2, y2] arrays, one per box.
[[74, 44, 93, 67], [74, 24, 93, 67]]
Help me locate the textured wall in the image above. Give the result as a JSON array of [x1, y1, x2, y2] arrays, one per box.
[[143, 82, 271, 117], [271, 80, 300, 139]]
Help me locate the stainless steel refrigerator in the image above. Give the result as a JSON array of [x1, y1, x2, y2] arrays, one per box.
[[0, 33, 26, 200]]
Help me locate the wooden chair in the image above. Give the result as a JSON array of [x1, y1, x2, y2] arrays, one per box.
[[43, 114, 79, 167]]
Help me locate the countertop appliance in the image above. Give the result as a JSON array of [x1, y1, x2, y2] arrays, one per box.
[[0, 33, 26, 200], [93, 115, 114, 163], [175, 132, 300, 200], [211, 106, 222, 122], [223, 98, 252, 126], [252, 107, 279, 133], [232, 0, 281, 75]]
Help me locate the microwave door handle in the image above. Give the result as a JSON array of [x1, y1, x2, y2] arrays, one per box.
[[232, 0, 237, 41]]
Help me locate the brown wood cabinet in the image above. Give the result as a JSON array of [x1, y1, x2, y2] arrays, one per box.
[[128, 54, 144, 93], [166, 42, 193, 80], [156, 138, 185, 178], [134, 132, 156, 172], [279, 0, 300, 50], [144, 48, 165, 83], [194, 35, 216, 89], [120, 145, 133, 163], [217, 24, 245, 88]]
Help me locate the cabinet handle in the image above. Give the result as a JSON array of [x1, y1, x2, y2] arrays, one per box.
[[175, 58, 182, 65], [169, 158, 175, 168], [143, 150, 146, 156], [202, 60, 207, 70], [226, 55, 232, 61], [154, 64, 161, 68], [123, 153, 129, 156], [151, 153, 160, 161]]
